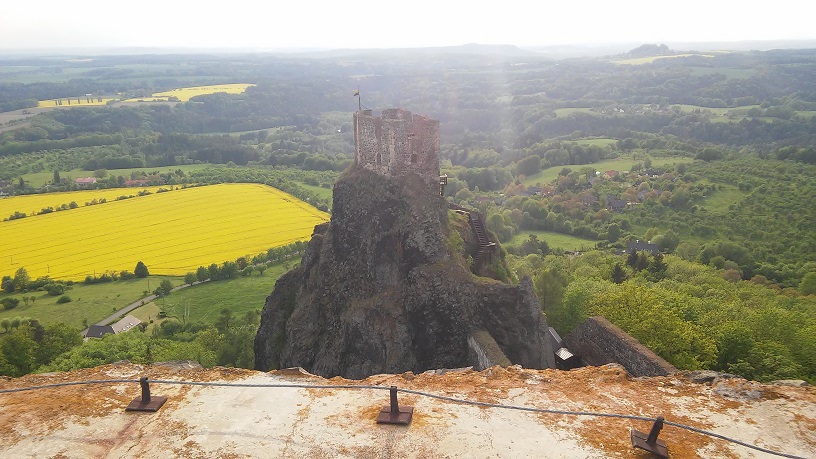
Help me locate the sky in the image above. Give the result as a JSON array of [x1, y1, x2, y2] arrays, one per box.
[[1, 0, 814, 51]]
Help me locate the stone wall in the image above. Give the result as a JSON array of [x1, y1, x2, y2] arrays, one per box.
[[563, 316, 677, 377], [354, 108, 440, 184], [468, 330, 512, 370]]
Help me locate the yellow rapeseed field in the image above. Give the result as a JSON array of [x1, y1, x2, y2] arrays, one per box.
[[37, 97, 116, 108], [120, 97, 172, 103], [0, 184, 328, 280], [151, 84, 254, 102], [0, 186, 169, 219]]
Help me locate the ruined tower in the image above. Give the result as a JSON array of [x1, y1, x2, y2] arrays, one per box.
[[353, 108, 440, 184]]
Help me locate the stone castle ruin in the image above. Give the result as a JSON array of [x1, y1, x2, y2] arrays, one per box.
[[353, 108, 440, 184]]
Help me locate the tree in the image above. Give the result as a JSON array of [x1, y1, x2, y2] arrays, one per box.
[[606, 223, 621, 243], [214, 309, 233, 334], [236, 257, 249, 270], [611, 263, 627, 284], [53, 170, 61, 185], [799, 272, 816, 296], [196, 266, 209, 282], [184, 272, 197, 285], [158, 279, 173, 296], [626, 251, 640, 269], [219, 261, 239, 279], [0, 318, 10, 332], [1, 325, 38, 377], [516, 155, 542, 177], [13, 267, 30, 292], [134, 261, 149, 278], [646, 253, 668, 282], [1, 276, 13, 293], [208, 263, 220, 281]]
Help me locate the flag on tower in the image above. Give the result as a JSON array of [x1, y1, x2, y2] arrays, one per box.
[[353, 89, 360, 96]]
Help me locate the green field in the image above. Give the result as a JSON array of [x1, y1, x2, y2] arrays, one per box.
[[295, 182, 333, 200], [157, 263, 290, 325], [522, 156, 693, 187], [554, 107, 594, 117], [564, 138, 618, 147], [22, 164, 209, 188], [701, 185, 747, 213], [506, 230, 597, 252], [0, 276, 181, 329]]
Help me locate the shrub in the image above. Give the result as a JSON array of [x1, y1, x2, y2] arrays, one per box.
[[44, 283, 66, 296], [1, 297, 20, 310], [56, 295, 72, 304]]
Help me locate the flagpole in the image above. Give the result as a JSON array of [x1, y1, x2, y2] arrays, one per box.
[[357, 86, 361, 112]]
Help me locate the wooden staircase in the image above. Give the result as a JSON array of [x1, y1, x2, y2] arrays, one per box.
[[469, 211, 496, 269], [449, 203, 497, 272]]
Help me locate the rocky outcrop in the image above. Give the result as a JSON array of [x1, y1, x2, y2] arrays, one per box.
[[254, 167, 554, 378]]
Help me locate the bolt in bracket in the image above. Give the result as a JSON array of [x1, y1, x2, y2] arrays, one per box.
[[376, 386, 413, 425], [126, 376, 168, 412], [631, 416, 669, 458]]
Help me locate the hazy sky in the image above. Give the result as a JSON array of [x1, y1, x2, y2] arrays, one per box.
[[1, 1, 814, 50]]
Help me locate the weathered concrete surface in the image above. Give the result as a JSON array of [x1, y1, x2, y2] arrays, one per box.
[[1, 363, 814, 458]]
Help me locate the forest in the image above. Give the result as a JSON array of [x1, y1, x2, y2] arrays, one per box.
[[0, 45, 814, 382]]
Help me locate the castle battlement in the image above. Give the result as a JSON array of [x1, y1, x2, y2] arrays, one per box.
[[353, 108, 440, 184]]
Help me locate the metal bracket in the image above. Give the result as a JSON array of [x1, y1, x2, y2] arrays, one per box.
[[631, 416, 669, 458], [376, 386, 413, 425], [126, 376, 168, 412]]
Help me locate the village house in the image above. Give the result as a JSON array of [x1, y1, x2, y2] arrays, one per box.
[[84, 314, 142, 339]]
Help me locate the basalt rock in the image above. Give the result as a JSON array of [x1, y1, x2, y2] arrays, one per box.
[[254, 167, 554, 379]]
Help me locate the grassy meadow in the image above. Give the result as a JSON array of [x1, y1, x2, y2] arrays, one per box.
[[0, 183, 328, 281], [157, 263, 290, 326], [522, 156, 692, 187], [0, 275, 180, 329], [21, 164, 208, 188], [506, 230, 597, 252]]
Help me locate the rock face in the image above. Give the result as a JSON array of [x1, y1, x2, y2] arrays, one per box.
[[254, 167, 554, 378]]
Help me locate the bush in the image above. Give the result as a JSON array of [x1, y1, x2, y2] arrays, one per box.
[[119, 270, 136, 280], [56, 295, 72, 304], [44, 283, 66, 296], [1, 297, 20, 310]]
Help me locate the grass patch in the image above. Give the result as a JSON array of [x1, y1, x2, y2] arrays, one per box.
[[129, 301, 162, 333], [21, 164, 209, 188], [564, 138, 618, 147], [506, 230, 597, 252], [522, 156, 692, 187], [294, 182, 333, 200], [0, 276, 181, 329], [701, 186, 747, 213], [157, 263, 290, 325], [554, 107, 594, 118]]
